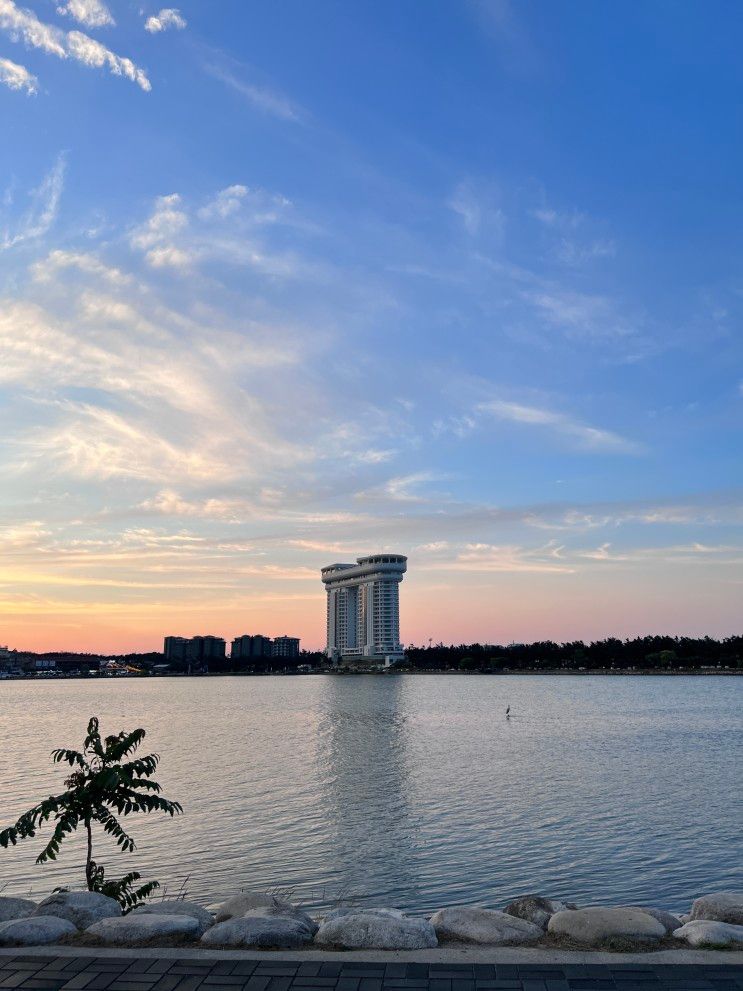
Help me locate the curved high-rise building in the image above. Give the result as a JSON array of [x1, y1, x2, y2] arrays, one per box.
[[321, 554, 407, 665]]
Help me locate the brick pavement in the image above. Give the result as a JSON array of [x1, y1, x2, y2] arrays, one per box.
[[0, 957, 741, 991]]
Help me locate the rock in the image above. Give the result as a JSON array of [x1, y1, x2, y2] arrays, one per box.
[[431, 907, 542, 945], [132, 900, 214, 936], [214, 892, 293, 923], [316, 910, 438, 950], [0, 897, 38, 923], [673, 921, 743, 948], [0, 915, 78, 946], [243, 904, 318, 935], [548, 907, 666, 946], [323, 906, 404, 923], [679, 914, 691, 924], [87, 914, 199, 944], [628, 907, 682, 934], [690, 892, 743, 925], [503, 896, 577, 930], [201, 914, 315, 948], [34, 891, 120, 930]]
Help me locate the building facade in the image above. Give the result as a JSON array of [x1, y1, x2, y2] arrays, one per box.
[[164, 635, 225, 668], [272, 635, 300, 659], [231, 634, 274, 661], [321, 554, 407, 665]]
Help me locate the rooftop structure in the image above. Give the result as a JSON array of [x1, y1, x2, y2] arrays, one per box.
[[321, 554, 407, 666]]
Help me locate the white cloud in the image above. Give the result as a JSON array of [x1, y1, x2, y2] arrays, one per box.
[[129, 192, 188, 250], [56, 0, 114, 28], [66, 31, 151, 90], [203, 61, 301, 122], [144, 8, 186, 33], [0, 0, 150, 90], [198, 184, 248, 220], [145, 245, 195, 269], [479, 398, 641, 453], [0, 54, 37, 92], [0, 0, 66, 56], [31, 249, 132, 285], [1, 153, 66, 250]]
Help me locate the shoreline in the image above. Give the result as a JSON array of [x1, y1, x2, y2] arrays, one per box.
[[2, 668, 741, 681]]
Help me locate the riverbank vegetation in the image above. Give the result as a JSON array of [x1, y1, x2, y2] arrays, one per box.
[[3, 634, 741, 676], [0, 717, 181, 911]]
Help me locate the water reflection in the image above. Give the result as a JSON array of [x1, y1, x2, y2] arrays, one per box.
[[316, 676, 420, 907]]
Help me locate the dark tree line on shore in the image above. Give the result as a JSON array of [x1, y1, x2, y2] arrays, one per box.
[[9, 636, 743, 674], [404, 635, 743, 671]]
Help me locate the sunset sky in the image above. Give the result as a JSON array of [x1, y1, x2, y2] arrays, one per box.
[[1, 1, 742, 653]]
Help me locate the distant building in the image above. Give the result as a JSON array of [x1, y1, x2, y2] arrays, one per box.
[[231, 634, 273, 661], [272, 635, 300, 659], [164, 635, 225, 668], [187, 636, 226, 666], [163, 636, 189, 664], [321, 554, 407, 666]]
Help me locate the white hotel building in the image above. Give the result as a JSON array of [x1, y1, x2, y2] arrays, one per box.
[[321, 554, 407, 665]]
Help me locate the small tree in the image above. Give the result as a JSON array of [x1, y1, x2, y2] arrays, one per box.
[[0, 717, 182, 910]]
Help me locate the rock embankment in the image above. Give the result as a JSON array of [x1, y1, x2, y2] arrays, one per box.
[[0, 888, 740, 951]]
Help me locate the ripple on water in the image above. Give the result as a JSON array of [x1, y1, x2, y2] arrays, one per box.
[[0, 674, 740, 913]]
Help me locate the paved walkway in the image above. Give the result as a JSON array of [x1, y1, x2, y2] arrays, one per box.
[[0, 956, 741, 991]]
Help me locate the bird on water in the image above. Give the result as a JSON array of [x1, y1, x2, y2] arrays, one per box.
[[506, 705, 511, 718]]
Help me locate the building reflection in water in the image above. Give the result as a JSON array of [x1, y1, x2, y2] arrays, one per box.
[[314, 675, 421, 910]]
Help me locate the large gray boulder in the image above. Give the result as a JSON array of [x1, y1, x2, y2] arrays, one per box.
[[431, 907, 541, 945], [673, 921, 743, 948], [690, 892, 743, 925], [548, 907, 665, 945], [243, 904, 318, 935], [87, 913, 199, 944], [34, 891, 120, 930], [214, 892, 293, 923], [316, 910, 437, 950], [0, 915, 78, 946], [201, 913, 315, 948], [628, 907, 682, 934], [0, 897, 38, 923], [323, 906, 404, 923], [504, 896, 577, 930], [132, 900, 214, 936]]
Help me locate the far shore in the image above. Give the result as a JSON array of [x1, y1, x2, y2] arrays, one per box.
[[2, 667, 741, 682]]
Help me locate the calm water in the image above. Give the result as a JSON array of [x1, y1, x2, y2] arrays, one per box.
[[0, 675, 740, 915]]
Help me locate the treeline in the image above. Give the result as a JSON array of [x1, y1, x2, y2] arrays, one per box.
[[404, 635, 743, 671]]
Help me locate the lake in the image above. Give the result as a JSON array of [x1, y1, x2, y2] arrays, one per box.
[[0, 675, 740, 915]]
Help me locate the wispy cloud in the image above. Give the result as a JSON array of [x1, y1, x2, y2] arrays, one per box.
[[144, 8, 186, 34], [0, 0, 150, 89], [56, 0, 114, 29], [1, 153, 66, 250], [448, 178, 504, 241], [202, 60, 302, 122], [0, 54, 37, 93], [478, 398, 642, 453], [531, 202, 615, 266]]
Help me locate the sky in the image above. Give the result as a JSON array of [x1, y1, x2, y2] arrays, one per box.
[[1, 0, 742, 653]]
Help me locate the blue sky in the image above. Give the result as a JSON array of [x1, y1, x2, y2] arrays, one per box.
[[1, 0, 741, 651]]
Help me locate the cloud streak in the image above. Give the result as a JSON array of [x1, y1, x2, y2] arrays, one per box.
[[0, 0, 150, 89], [202, 60, 302, 122], [1, 154, 66, 250], [56, 0, 114, 28], [144, 8, 186, 33], [0, 53, 37, 92], [478, 398, 642, 453]]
